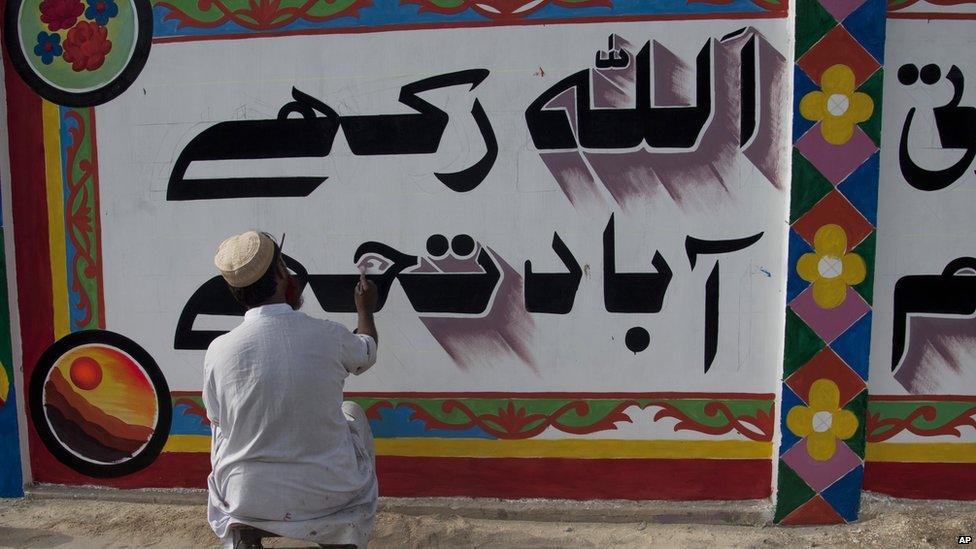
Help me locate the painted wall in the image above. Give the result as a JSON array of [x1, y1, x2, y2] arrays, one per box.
[[2, 0, 791, 500], [0, 0, 972, 525], [861, 1, 976, 500]]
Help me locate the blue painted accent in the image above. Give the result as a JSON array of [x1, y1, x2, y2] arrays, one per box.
[[792, 66, 817, 142], [369, 405, 494, 439], [153, 0, 767, 39], [842, 0, 885, 64], [830, 311, 872, 382], [0, 372, 24, 497], [786, 229, 812, 303], [779, 385, 803, 455], [821, 464, 864, 521], [837, 152, 879, 226], [171, 403, 213, 435]]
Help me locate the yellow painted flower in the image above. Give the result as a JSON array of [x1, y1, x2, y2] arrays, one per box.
[[797, 224, 866, 309], [799, 64, 874, 145], [786, 379, 858, 461]]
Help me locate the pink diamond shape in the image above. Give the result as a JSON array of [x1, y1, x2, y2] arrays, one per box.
[[818, 0, 866, 22], [790, 286, 869, 343], [782, 437, 861, 492], [796, 125, 877, 185]]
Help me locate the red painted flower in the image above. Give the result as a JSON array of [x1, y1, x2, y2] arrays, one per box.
[[62, 21, 112, 72], [39, 0, 85, 31]]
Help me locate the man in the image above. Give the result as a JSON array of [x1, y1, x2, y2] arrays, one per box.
[[203, 231, 380, 549]]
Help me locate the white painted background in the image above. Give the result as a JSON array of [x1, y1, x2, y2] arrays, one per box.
[[870, 19, 976, 404], [95, 20, 792, 401]]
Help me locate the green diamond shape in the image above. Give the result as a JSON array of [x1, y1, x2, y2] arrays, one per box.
[[795, 0, 838, 59], [857, 69, 884, 146], [790, 149, 835, 223], [841, 390, 868, 458], [774, 459, 817, 522], [784, 308, 826, 378], [852, 231, 875, 304]]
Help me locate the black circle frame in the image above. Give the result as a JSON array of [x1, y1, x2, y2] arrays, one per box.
[[3, 0, 153, 107], [29, 330, 172, 478]]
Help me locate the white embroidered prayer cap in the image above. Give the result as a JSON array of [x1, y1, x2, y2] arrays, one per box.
[[214, 231, 276, 288]]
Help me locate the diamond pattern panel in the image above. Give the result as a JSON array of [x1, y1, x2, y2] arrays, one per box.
[[775, 0, 885, 525]]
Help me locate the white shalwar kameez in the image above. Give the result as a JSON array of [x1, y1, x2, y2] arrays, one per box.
[[203, 303, 378, 548]]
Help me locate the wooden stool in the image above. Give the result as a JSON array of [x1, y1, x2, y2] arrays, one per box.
[[228, 524, 357, 548], [228, 523, 278, 549]]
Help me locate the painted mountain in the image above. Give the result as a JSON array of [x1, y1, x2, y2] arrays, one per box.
[[43, 345, 157, 463]]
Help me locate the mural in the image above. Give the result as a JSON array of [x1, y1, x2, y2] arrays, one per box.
[[862, 2, 976, 501], [1, 0, 972, 522], [3, 0, 793, 497]]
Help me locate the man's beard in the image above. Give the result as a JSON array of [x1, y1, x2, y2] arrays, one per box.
[[285, 275, 304, 310]]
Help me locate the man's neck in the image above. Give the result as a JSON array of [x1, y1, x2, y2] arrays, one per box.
[[250, 295, 288, 310]]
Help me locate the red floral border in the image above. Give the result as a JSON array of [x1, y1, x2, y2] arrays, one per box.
[[364, 399, 775, 441], [652, 401, 773, 441], [64, 109, 104, 330], [155, 0, 373, 31], [866, 405, 976, 442]]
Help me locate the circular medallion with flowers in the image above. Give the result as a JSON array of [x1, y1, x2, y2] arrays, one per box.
[[4, 0, 151, 106]]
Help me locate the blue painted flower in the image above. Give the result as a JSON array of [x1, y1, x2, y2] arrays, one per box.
[[33, 32, 63, 65], [84, 0, 117, 25]]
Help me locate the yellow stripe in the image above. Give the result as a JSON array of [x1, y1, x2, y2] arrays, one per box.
[[866, 442, 976, 463], [163, 436, 770, 459], [42, 101, 69, 340], [163, 434, 210, 453], [376, 439, 770, 459]]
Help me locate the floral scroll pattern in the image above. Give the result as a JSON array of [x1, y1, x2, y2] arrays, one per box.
[[359, 396, 775, 441], [154, 0, 371, 31]]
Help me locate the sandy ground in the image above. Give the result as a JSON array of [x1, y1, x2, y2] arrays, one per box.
[[1, 492, 974, 548]]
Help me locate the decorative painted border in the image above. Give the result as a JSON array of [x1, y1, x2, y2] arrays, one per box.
[[773, 0, 885, 525], [160, 391, 776, 498], [864, 395, 976, 500], [866, 396, 976, 443], [4, 49, 114, 487], [861, 395, 976, 501], [44, 104, 106, 336], [150, 0, 789, 43], [170, 392, 775, 443]]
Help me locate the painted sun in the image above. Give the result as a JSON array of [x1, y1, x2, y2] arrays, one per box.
[[42, 344, 158, 463]]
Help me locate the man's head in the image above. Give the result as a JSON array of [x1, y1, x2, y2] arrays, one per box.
[[214, 231, 302, 310]]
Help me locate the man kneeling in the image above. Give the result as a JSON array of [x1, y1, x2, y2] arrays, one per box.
[[203, 231, 379, 549]]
